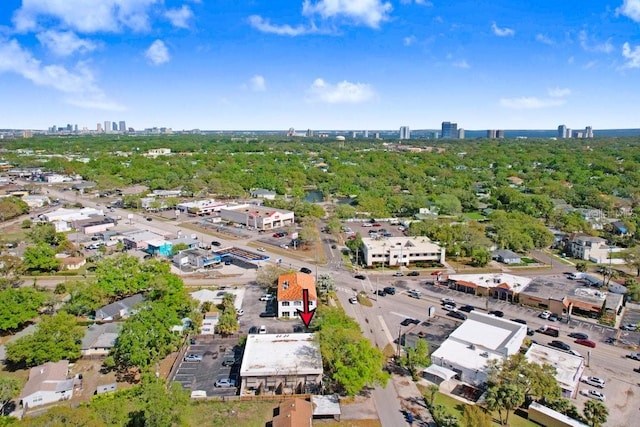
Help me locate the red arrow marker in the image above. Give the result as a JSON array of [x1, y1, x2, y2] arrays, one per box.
[[297, 288, 316, 328]]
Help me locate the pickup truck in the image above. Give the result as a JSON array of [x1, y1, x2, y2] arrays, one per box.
[[537, 325, 559, 337]]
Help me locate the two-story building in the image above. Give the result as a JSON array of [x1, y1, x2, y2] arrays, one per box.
[[277, 273, 317, 319], [567, 234, 609, 262], [220, 204, 294, 231], [361, 236, 445, 267]]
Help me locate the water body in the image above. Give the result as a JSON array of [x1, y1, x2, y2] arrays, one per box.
[[304, 190, 324, 203]]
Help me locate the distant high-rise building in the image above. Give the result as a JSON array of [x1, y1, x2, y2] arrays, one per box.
[[97, 123, 102, 133], [104, 121, 110, 133], [496, 130, 505, 139], [566, 128, 572, 139], [286, 128, 295, 137], [585, 126, 594, 138], [112, 122, 118, 131], [74, 124, 78, 133], [399, 126, 411, 140], [457, 128, 465, 139], [119, 121, 126, 132], [374, 132, 381, 139], [429, 131, 439, 139], [441, 121, 458, 139], [558, 124, 567, 139], [363, 130, 369, 138], [306, 129, 314, 137], [487, 129, 497, 139], [351, 131, 358, 139]]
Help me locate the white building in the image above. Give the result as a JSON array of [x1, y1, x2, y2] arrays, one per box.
[[525, 343, 585, 398], [240, 333, 323, 395], [176, 199, 227, 215], [361, 236, 445, 267], [430, 312, 527, 385], [19, 361, 74, 408], [220, 204, 294, 231], [250, 188, 277, 200]]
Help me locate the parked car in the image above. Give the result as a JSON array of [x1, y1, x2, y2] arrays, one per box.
[[375, 289, 386, 297], [259, 311, 276, 318], [256, 247, 266, 252], [383, 286, 396, 295], [568, 332, 589, 340], [407, 271, 420, 276], [349, 296, 358, 304], [393, 271, 404, 277], [548, 313, 562, 322], [221, 356, 236, 367], [488, 310, 504, 317], [211, 241, 221, 247], [581, 389, 606, 401], [300, 267, 312, 274], [443, 303, 456, 311], [354, 274, 366, 280], [574, 338, 596, 348], [214, 378, 237, 388], [184, 354, 203, 362], [459, 305, 475, 313], [581, 376, 605, 388], [259, 294, 274, 301], [511, 318, 527, 325], [401, 318, 420, 326], [621, 323, 637, 331], [549, 340, 571, 351], [236, 309, 244, 316], [258, 325, 267, 334], [441, 297, 456, 305], [447, 311, 467, 321], [539, 310, 551, 319], [626, 352, 640, 361]]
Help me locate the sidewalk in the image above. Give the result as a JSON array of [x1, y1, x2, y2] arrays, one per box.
[[391, 373, 436, 427]]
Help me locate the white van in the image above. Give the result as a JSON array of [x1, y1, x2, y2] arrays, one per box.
[[568, 272, 585, 280], [190, 390, 207, 399], [408, 289, 421, 299]]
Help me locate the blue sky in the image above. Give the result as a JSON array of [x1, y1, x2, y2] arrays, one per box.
[[2, 0, 640, 131]]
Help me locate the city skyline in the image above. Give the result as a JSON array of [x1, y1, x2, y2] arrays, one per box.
[[1, 1, 640, 130]]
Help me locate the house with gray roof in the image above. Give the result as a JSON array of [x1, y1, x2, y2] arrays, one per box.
[[81, 323, 120, 358], [95, 294, 145, 321]]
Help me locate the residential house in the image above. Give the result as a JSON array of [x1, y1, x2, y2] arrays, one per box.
[[250, 188, 277, 200], [492, 249, 522, 265], [567, 234, 609, 262], [95, 294, 145, 321], [19, 361, 74, 408], [58, 256, 86, 271], [81, 323, 119, 358], [277, 273, 317, 318], [273, 398, 314, 427], [609, 221, 629, 236]]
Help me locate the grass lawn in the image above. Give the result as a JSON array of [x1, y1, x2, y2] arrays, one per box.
[[463, 212, 487, 221], [183, 400, 276, 427], [422, 389, 537, 427]]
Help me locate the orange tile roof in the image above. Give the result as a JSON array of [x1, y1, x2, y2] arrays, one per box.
[[273, 398, 313, 427], [277, 273, 317, 302]]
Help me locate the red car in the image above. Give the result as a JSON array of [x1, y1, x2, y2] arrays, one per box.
[[575, 339, 596, 348], [372, 223, 382, 227]]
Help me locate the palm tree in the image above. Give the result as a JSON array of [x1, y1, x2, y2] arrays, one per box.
[[583, 400, 608, 427], [425, 383, 439, 408]]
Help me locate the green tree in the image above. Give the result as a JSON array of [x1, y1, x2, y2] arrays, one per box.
[[22, 243, 61, 272], [622, 246, 640, 276], [0, 377, 19, 415], [139, 374, 187, 427], [484, 382, 525, 425], [26, 223, 65, 247], [0, 254, 26, 289], [424, 383, 439, 408], [0, 197, 29, 222], [435, 194, 462, 216], [64, 281, 107, 316], [575, 262, 587, 273], [583, 400, 608, 427], [255, 264, 287, 289], [0, 287, 47, 333], [399, 338, 431, 379], [5, 311, 83, 367], [171, 242, 189, 255], [471, 247, 491, 267], [461, 404, 492, 427]]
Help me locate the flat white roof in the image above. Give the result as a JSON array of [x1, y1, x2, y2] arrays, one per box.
[[432, 339, 504, 373], [448, 273, 531, 291], [525, 343, 584, 390], [240, 333, 322, 377], [362, 236, 441, 252], [450, 312, 525, 351]]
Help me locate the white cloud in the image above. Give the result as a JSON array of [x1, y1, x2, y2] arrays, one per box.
[[400, 0, 432, 5], [622, 42, 640, 68], [36, 30, 98, 56], [548, 87, 571, 98], [302, 0, 393, 29], [249, 75, 266, 92], [499, 96, 566, 109], [578, 30, 613, 53], [452, 60, 470, 69], [165, 5, 193, 29], [248, 15, 311, 36], [535, 33, 554, 45], [145, 39, 170, 65], [491, 22, 514, 37], [403, 35, 416, 46], [617, 0, 640, 22], [0, 38, 124, 111], [307, 78, 375, 104], [12, 0, 159, 33]]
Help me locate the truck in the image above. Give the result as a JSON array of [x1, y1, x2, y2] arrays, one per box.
[[537, 325, 560, 337], [568, 272, 585, 280]]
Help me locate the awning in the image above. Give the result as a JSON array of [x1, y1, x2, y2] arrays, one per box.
[[423, 365, 457, 381]]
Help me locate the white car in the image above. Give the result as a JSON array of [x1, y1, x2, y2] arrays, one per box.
[[539, 310, 552, 320], [349, 296, 358, 304], [259, 294, 274, 301], [581, 389, 606, 401], [183, 354, 203, 362], [581, 376, 605, 388], [443, 303, 456, 311], [256, 247, 266, 252], [236, 309, 244, 316], [214, 378, 237, 388], [441, 297, 456, 305], [258, 325, 267, 334]]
